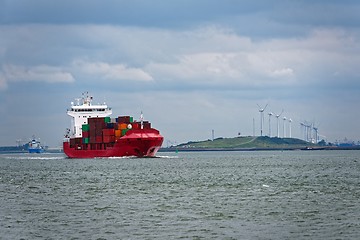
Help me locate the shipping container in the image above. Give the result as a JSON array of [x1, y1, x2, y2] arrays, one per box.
[[96, 121, 106, 129], [115, 130, 121, 137], [82, 131, 89, 138], [82, 137, 89, 144], [117, 116, 132, 123], [103, 128, 115, 136], [89, 136, 97, 143], [95, 128, 103, 136], [121, 129, 129, 136], [143, 121, 151, 129], [105, 116, 111, 123], [82, 124, 89, 132], [131, 122, 140, 129], [103, 135, 115, 143], [88, 117, 105, 124]]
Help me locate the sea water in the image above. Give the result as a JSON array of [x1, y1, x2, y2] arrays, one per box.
[[0, 151, 359, 239]]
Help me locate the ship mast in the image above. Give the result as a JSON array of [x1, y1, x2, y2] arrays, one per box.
[[140, 111, 144, 130]]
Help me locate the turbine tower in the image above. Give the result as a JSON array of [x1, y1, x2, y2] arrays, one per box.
[[268, 112, 273, 137], [257, 104, 268, 137], [312, 123, 320, 144], [275, 110, 284, 138], [288, 118, 292, 138], [307, 122, 313, 142], [283, 116, 287, 138], [301, 121, 313, 142], [313, 126, 318, 144], [300, 122, 306, 141]]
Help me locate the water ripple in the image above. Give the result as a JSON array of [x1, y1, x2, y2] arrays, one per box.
[[0, 151, 359, 239]]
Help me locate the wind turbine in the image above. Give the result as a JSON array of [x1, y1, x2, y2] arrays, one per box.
[[307, 122, 313, 142], [302, 121, 312, 142], [313, 126, 318, 144], [301, 121, 305, 141], [288, 118, 293, 138], [312, 122, 320, 144], [283, 116, 287, 138], [257, 104, 268, 136], [275, 110, 284, 138], [268, 112, 273, 137]]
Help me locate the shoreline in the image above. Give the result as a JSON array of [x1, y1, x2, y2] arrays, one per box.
[[159, 145, 360, 152]]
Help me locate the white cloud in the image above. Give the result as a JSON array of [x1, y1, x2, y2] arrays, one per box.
[[73, 60, 153, 81], [147, 52, 243, 82], [2, 24, 359, 90], [1, 64, 75, 86], [271, 68, 294, 77]]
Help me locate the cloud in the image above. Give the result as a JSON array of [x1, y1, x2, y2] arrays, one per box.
[[147, 52, 242, 82], [0, 64, 74, 89], [73, 60, 153, 81], [271, 68, 294, 77], [147, 51, 297, 88], [1, 24, 359, 92]]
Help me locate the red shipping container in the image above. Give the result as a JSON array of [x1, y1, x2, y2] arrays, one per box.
[[89, 117, 105, 123], [96, 121, 106, 128], [95, 128, 103, 136], [103, 128, 115, 136], [82, 131, 89, 138], [96, 136, 102, 143], [89, 136, 97, 143], [143, 121, 151, 129], [117, 116, 131, 123], [89, 125, 97, 131], [103, 135, 115, 143]]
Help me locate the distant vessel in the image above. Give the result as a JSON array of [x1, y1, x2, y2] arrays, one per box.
[[63, 92, 164, 158], [28, 137, 44, 153]]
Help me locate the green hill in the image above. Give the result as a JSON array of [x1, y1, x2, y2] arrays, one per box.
[[175, 136, 314, 150]]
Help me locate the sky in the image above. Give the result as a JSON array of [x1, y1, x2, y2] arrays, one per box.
[[1, 0, 360, 147]]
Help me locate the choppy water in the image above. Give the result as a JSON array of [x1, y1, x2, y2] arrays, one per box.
[[0, 150, 359, 239]]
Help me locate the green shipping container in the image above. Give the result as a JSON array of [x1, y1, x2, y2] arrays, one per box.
[[121, 129, 128, 136], [130, 116, 133, 123], [82, 137, 89, 144], [105, 117, 111, 123], [82, 124, 89, 132]]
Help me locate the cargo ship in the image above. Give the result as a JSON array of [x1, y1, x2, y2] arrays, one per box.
[[28, 136, 44, 153], [63, 92, 164, 158]]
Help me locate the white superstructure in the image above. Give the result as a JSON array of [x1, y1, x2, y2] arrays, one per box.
[[67, 92, 112, 138]]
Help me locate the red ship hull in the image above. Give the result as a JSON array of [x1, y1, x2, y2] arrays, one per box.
[[63, 129, 163, 158]]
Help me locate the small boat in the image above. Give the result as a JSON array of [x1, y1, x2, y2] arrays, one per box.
[[28, 137, 44, 153]]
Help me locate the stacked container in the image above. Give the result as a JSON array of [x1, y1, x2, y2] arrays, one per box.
[[78, 115, 147, 147], [82, 124, 90, 144], [88, 117, 107, 144]]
